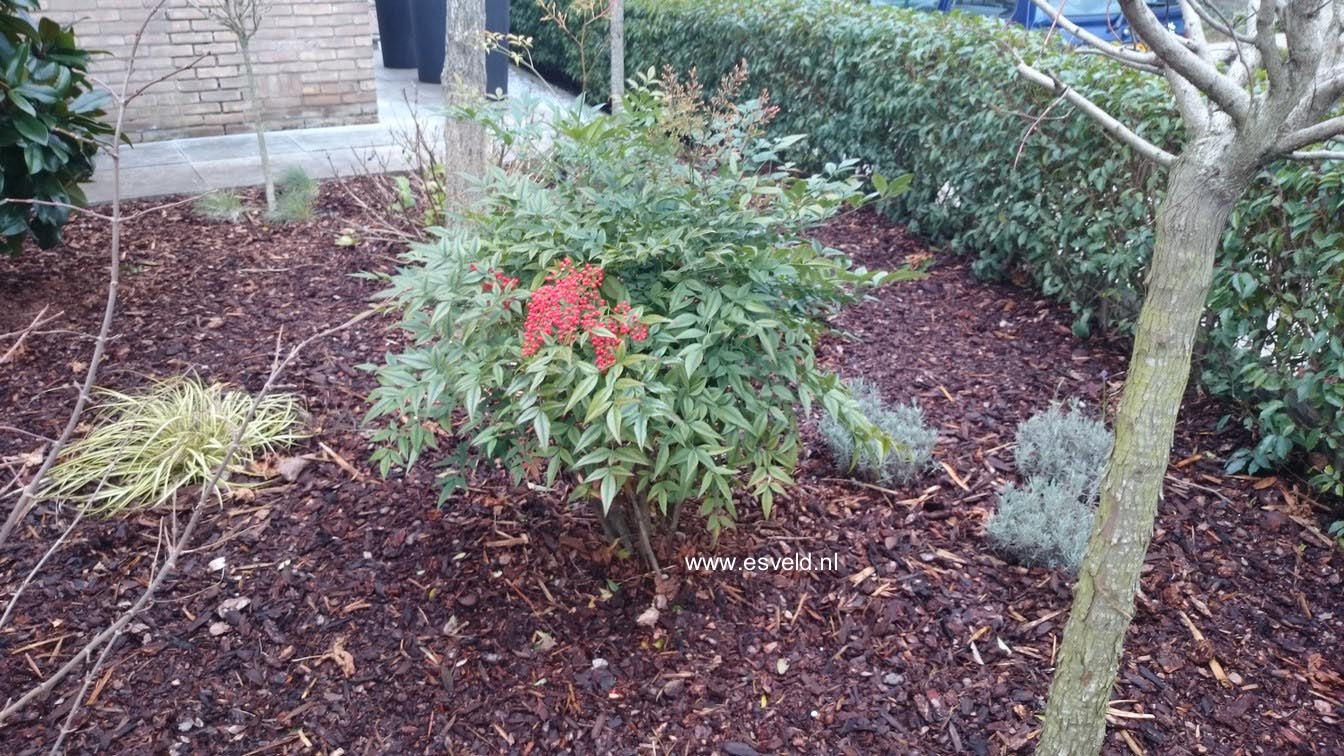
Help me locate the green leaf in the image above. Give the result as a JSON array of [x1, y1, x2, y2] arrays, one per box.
[[13, 112, 49, 144]]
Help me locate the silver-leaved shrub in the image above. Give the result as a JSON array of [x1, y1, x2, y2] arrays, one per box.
[[987, 400, 1113, 573], [820, 378, 936, 486]]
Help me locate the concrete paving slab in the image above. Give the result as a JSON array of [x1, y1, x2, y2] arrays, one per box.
[[116, 140, 188, 169], [176, 132, 306, 163], [186, 146, 410, 192], [285, 125, 399, 152], [85, 163, 204, 204], [194, 156, 299, 191]]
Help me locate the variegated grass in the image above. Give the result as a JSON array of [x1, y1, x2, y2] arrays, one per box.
[[41, 377, 304, 516]]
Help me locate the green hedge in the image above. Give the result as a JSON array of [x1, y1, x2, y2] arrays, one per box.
[[512, 0, 1344, 494]]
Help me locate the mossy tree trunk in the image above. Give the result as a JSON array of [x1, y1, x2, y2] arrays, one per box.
[[1036, 145, 1253, 755]]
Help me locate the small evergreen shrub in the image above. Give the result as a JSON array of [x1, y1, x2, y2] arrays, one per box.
[[1014, 399, 1112, 491], [0, 0, 112, 254], [365, 74, 919, 548], [43, 378, 304, 515], [267, 166, 318, 222], [194, 190, 245, 222], [987, 401, 1113, 573], [985, 478, 1095, 572], [820, 378, 936, 485]]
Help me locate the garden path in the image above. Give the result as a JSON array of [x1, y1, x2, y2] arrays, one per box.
[[83, 61, 574, 203]]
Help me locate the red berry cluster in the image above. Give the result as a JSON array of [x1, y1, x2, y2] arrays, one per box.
[[520, 259, 648, 370], [469, 263, 519, 293]]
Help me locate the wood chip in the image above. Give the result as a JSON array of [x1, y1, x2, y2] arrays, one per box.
[[939, 461, 971, 491], [318, 440, 363, 480]]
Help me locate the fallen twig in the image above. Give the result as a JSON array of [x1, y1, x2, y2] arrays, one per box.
[[0, 307, 62, 365]]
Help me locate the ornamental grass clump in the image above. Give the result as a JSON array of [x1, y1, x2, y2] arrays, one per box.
[[267, 166, 318, 223], [194, 190, 246, 222], [365, 71, 921, 564], [986, 400, 1113, 573], [820, 378, 936, 486], [42, 378, 304, 516]]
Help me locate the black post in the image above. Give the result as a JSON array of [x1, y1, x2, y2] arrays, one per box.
[[412, 0, 447, 84], [374, 0, 417, 69], [485, 0, 510, 96]]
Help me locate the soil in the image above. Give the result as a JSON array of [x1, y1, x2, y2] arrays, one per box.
[[1, 187, 1341, 755]]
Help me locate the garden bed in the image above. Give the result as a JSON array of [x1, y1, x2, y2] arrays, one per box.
[[1, 185, 1340, 754]]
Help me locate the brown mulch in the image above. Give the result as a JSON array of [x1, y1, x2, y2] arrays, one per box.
[[1, 188, 1341, 755]]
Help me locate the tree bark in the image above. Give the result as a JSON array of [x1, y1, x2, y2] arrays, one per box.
[[609, 0, 624, 113], [1036, 149, 1249, 755], [239, 39, 275, 212], [443, 0, 487, 212]]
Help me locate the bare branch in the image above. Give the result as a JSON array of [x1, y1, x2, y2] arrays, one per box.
[[1118, 0, 1252, 123], [1283, 113, 1344, 151], [0, 307, 61, 366], [1253, 0, 1288, 92], [1014, 93, 1068, 168], [1030, 0, 1161, 72], [47, 620, 119, 755], [122, 192, 212, 222], [1184, 0, 1260, 89], [1165, 61, 1214, 136], [1184, 0, 1257, 44], [1287, 148, 1344, 159], [1319, 65, 1344, 104], [2, 191, 211, 224], [1016, 61, 1178, 166], [0, 505, 86, 632], [0, 1, 165, 548], [127, 54, 207, 104], [0, 197, 114, 222], [1178, 0, 1210, 47]]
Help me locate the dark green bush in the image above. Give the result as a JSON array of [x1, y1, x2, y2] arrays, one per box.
[[515, 0, 1344, 494], [0, 0, 110, 254]]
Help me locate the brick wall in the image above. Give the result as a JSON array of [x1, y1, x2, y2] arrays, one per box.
[[44, 0, 378, 140]]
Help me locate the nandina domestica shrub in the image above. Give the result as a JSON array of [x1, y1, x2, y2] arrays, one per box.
[[364, 73, 919, 563]]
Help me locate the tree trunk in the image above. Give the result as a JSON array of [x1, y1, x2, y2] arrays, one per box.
[[609, 0, 624, 113], [239, 39, 275, 212], [1036, 150, 1249, 755], [443, 0, 487, 212]]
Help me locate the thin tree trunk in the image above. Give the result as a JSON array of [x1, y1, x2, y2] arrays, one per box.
[[240, 39, 275, 212], [443, 0, 487, 213], [609, 0, 624, 113], [1037, 152, 1249, 755]]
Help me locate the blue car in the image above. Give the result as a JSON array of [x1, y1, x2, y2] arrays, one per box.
[[873, 0, 1184, 43]]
